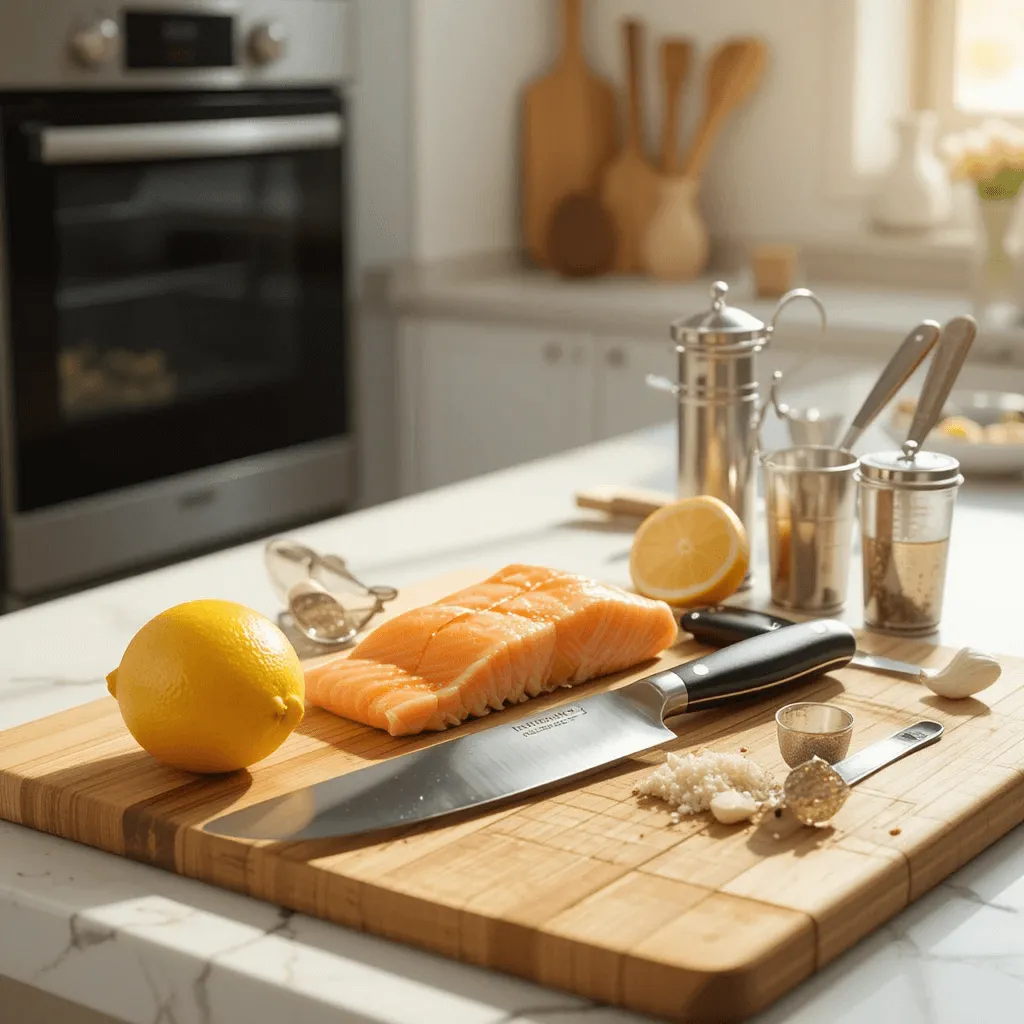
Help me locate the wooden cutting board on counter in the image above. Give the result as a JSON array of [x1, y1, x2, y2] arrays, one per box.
[[2, 568, 1024, 1023]]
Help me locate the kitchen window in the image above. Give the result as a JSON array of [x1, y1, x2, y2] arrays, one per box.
[[919, 0, 1024, 129], [827, 0, 1024, 204]]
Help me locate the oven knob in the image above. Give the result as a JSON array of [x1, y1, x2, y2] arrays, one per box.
[[249, 21, 288, 65], [70, 17, 121, 69]]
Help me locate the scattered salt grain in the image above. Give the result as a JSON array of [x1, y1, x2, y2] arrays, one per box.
[[634, 748, 778, 817]]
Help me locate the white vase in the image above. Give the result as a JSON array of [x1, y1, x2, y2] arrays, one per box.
[[972, 194, 1022, 326], [871, 110, 953, 232]]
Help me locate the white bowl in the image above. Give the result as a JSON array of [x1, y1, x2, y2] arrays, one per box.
[[885, 390, 1024, 478]]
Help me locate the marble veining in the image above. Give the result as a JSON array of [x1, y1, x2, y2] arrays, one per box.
[[1, 406, 1023, 1023]]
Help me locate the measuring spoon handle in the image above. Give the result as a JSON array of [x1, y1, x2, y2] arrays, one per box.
[[905, 315, 978, 452], [834, 721, 944, 786], [839, 320, 940, 451]]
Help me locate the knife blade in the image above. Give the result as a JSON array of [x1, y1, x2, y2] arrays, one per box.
[[204, 619, 855, 841]]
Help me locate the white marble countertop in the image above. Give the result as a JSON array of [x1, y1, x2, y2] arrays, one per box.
[[2, 401, 1024, 1024]]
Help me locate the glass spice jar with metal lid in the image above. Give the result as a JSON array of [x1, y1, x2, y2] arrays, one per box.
[[854, 312, 978, 636], [647, 279, 826, 585], [856, 443, 963, 635]]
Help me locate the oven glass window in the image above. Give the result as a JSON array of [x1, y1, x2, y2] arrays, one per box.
[[55, 156, 322, 421], [4, 111, 347, 513]]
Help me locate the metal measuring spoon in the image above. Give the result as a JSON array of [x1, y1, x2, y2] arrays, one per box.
[[782, 720, 943, 825], [287, 579, 361, 646]]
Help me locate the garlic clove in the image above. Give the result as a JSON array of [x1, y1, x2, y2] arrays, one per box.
[[926, 647, 1002, 699], [709, 789, 759, 824]]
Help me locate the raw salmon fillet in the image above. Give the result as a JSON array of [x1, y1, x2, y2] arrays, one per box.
[[305, 564, 679, 736]]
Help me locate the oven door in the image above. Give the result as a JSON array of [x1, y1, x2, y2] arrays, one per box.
[[1, 90, 348, 517]]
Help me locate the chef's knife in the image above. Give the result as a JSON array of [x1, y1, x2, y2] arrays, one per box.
[[680, 606, 946, 682], [204, 620, 855, 841]]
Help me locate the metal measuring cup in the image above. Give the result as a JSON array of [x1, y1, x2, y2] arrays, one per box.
[[856, 316, 976, 635], [762, 444, 860, 613], [757, 319, 951, 614]]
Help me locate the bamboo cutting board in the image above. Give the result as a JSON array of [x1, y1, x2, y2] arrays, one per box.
[[522, 0, 617, 268], [2, 569, 1024, 1023]]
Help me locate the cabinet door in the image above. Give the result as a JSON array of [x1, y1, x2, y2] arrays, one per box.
[[595, 336, 676, 440], [402, 319, 594, 492]]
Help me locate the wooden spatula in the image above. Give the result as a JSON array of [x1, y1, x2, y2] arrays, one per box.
[[659, 38, 693, 173], [521, 0, 618, 268], [681, 38, 767, 181], [600, 19, 660, 273]]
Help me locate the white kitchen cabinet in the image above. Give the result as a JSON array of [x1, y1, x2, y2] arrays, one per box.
[[400, 319, 594, 493], [594, 336, 675, 440], [398, 315, 875, 497]]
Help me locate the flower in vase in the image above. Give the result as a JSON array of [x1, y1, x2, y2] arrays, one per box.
[[940, 119, 1024, 199]]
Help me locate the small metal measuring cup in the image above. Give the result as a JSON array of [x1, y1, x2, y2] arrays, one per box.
[[776, 702, 854, 767], [761, 445, 859, 613]]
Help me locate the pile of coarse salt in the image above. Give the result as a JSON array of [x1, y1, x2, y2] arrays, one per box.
[[634, 748, 778, 823]]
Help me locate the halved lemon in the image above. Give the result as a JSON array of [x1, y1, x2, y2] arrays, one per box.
[[630, 495, 750, 606]]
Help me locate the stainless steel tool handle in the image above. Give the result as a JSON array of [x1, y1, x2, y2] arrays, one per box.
[[834, 721, 943, 786], [839, 320, 941, 451], [36, 113, 344, 165], [904, 315, 978, 456]]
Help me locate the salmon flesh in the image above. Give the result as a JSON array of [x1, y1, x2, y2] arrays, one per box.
[[304, 564, 679, 736]]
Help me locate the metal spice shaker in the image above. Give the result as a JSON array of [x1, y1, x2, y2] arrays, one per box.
[[651, 280, 826, 582], [856, 447, 963, 635], [855, 314, 977, 636]]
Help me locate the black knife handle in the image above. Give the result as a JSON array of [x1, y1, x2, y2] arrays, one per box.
[[656, 619, 855, 715], [681, 606, 797, 647]]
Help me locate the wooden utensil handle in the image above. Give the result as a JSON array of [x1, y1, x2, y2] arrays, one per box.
[[575, 485, 670, 519], [562, 0, 583, 63], [624, 20, 644, 152], [660, 40, 691, 174], [661, 45, 680, 173]]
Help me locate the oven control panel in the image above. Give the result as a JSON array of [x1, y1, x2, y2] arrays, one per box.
[[72, 10, 288, 70], [0, 0, 350, 88]]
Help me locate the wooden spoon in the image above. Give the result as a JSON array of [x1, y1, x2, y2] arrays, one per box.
[[600, 19, 660, 273], [681, 38, 767, 181], [659, 38, 693, 173], [642, 38, 707, 281]]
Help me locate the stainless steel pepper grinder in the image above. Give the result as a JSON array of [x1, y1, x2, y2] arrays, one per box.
[[649, 280, 827, 586]]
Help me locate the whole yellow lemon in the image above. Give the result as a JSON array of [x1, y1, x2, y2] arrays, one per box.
[[106, 600, 304, 774]]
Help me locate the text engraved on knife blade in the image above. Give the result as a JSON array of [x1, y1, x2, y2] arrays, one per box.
[[511, 705, 587, 737]]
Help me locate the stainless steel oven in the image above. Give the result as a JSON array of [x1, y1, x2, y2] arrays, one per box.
[[0, 0, 353, 598]]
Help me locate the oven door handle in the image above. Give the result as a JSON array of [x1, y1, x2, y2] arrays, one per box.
[[33, 112, 344, 165]]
